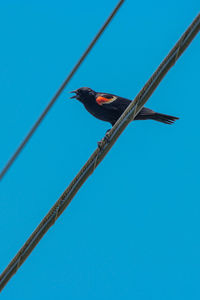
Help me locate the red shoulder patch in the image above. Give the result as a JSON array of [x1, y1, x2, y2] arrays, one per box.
[[96, 96, 110, 105], [96, 95, 117, 105]]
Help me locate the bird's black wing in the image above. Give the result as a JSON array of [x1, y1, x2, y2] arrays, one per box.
[[95, 93, 131, 111]]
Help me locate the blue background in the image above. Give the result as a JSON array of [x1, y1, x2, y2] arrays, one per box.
[[0, 1, 200, 299]]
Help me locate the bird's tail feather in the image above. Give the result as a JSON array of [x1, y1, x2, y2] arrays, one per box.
[[150, 113, 179, 125], [136, 108, 179, 125]]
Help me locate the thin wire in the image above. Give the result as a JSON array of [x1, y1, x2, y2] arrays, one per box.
[[0, 13, 199, 292], [0, 0, 125, 181]]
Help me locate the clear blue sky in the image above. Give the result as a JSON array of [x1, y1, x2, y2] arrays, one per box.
[[0, 1, 200, 299]]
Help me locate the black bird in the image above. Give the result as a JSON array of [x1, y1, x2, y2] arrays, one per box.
[[70, 87, 179, 127]]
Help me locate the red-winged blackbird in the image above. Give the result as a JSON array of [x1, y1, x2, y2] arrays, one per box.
[[70, 87, 179, 126]]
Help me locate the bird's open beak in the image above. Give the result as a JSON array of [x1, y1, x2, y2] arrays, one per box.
[[70, 90, 77, 99]]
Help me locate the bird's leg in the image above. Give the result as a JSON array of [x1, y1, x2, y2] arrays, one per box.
[[104, 129, 111, 141], [98, 129, 111, 149]]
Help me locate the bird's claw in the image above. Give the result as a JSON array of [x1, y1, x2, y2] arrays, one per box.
[[97, 141, 103, 149], [97, 132, 111, 149]]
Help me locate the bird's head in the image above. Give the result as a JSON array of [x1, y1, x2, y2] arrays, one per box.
[[70, 87, 96, 103]]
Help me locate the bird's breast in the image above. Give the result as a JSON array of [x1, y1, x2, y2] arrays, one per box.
[[83, 102, 117, 124]]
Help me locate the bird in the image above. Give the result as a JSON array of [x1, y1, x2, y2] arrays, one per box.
[[70, 87, 179, 128]]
